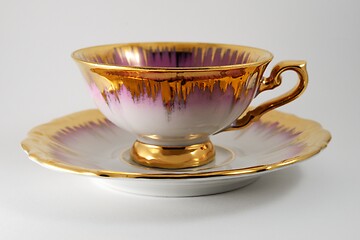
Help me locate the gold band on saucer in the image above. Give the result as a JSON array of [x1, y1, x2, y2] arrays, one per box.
[[130, 140, 215, 169]]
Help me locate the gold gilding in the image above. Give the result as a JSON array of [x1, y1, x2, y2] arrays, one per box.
[[91, 68, 254, 107], [222, 61, 308, 131], [131, 140, 215, 169]]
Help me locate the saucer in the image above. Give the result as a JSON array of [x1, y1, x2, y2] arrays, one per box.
[[21, 109, 331, 197]]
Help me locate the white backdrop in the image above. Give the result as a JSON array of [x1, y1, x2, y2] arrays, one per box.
[[1, 0, 359, 239]]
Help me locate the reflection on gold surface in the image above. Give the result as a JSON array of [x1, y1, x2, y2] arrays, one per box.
[[91, 68, 253, 105], [131, 140, 215, 169]]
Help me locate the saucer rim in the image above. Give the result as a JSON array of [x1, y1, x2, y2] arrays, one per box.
[[21, 109, 331, 179]]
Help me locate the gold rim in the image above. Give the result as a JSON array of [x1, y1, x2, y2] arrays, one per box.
[[21, 109, 331, 179], [71, 42, 274, 72]]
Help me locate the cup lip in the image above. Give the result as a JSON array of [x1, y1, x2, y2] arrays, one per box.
[[71, 42, 274, 72]]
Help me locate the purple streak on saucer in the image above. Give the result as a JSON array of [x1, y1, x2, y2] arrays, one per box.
[[250, 121, 306, 157], [50, 118, 121, 168], [48, 110, 306, 168]]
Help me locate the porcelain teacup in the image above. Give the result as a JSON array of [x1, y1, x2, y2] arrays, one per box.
[[72, 42, 308, 169]]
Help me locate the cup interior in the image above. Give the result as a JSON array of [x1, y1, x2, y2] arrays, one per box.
[[72, 42, 272, 69]]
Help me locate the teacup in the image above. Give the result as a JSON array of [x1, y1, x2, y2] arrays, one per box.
[[72, 42, 308, 169]]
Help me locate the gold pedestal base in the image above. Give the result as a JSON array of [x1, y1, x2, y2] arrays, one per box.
[[130, 140, 215, 169]]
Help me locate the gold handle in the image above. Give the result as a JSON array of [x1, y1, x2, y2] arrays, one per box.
[[222, 60, 308, 132]]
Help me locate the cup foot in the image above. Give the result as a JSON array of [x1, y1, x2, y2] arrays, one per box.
[[130, 140, 215, 169]]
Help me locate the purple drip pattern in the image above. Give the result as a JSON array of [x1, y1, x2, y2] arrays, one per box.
[[84, 46, 259, 68]]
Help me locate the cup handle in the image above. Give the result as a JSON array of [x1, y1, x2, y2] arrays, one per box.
[[219, 60, 308, 132]]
